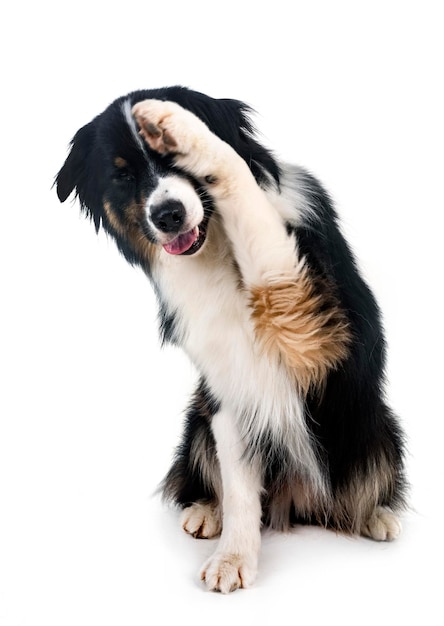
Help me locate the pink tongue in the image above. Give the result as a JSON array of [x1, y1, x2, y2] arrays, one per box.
[[163, 227, 199, 255]]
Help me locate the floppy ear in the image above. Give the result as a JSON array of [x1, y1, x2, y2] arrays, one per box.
[[56, 122, 95, 201], [55, 120, 103, 232]]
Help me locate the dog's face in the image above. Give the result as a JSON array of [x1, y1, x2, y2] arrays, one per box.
[[99, 123, 212, 260], [56, 86, 279, 269]]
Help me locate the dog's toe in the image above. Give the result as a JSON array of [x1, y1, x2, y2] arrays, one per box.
[[361, 506, 402, 541], [200, 552, 257, 594], [181, 502, 222, 539]]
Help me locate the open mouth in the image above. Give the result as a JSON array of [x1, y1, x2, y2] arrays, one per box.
[[162, 216, 209, 256]]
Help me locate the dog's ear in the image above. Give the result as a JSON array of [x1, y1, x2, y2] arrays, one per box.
[[55, 120, 103, 232], [56, 121, 95, 202]]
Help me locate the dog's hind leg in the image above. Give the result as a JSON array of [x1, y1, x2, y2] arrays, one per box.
[[326, 439, 405, 541], [180, 501, 222, 539], [361, 506, 402, 541], [161, 379, 222, 528]]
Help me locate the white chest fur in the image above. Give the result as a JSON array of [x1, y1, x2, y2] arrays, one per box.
[[152, 221, 324, 491]]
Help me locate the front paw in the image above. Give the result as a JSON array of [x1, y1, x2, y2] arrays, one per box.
[[200, 551, 258, 593], [132, 99, 204, 156], [131, 99, 244, 195]]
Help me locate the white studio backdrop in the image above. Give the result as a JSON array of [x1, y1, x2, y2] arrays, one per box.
[[0, 1, 443, 625]]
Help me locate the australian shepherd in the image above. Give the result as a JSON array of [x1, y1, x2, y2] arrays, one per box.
[[56, 86, 406, 593]]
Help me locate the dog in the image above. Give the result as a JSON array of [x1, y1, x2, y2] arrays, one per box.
[[56, 86, 407, 593]]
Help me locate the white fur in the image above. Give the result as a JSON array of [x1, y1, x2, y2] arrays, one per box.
[[181, 502, 221, 539], [132, 100, 326, 590], [145, 174, 204, 245], [152, 219, 323, 492], [121, 99, 146, 153], [267, 162, 322, 226], [200, 409, 262, 593], [361, 507, 402, 541]]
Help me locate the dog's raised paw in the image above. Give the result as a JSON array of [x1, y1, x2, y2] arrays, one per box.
[[132, 99, 203, 156], [131, 98, 244, 194], [181, 502, 222, 539], [200, 552, 257, 594], [361, 506, 402, 541]]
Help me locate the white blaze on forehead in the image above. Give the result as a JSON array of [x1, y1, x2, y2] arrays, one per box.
[[146, 174, 204, 229], [121, 98, 146, 152]]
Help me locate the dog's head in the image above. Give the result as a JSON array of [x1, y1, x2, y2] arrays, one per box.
[[55, 86, 279, 269]]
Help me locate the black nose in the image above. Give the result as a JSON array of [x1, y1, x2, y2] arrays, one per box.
[[150, 200, 186, 233]]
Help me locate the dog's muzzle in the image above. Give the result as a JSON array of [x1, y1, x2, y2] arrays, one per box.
[[150, 199, 209, 256]]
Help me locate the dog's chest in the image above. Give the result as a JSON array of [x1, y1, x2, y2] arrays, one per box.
[[153, 231, 313, 475], [154, 244, 300, 417], [157, 244, 251, 364]]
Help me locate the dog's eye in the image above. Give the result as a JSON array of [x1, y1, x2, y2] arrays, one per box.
[[113, 168, 135, 184]]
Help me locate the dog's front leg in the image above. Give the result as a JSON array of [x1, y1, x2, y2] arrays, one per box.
[[132, 99, 350, 393], [131, 98, 297, 284], [200, 408, 262, 593]]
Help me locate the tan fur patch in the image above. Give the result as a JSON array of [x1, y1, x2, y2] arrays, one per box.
[[103, 200, 156, 268], [103, 200, 125, 236], [114, 156, 128, 168], [250, 266, 351, 394]]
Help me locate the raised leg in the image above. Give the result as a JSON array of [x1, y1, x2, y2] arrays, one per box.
[[132, 99, 297, 285], [132, 100, 350, 394]]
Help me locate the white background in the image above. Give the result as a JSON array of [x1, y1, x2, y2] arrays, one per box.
[[1, 1, 443, 624]]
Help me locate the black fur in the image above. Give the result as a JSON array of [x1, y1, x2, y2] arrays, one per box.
[[56, 86, 406, 543]]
